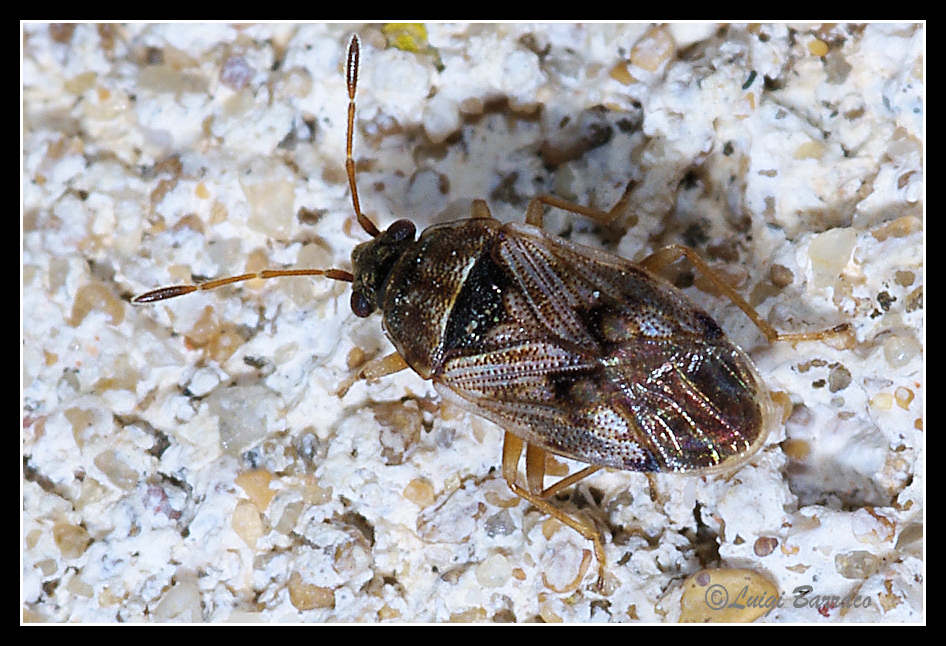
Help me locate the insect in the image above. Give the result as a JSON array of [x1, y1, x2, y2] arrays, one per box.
[[134, 34, 851, 591]]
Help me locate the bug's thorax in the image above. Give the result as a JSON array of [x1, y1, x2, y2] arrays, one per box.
[[372, 217, 503, 379]]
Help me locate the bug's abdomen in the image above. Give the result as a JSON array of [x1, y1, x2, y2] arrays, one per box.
[[380, 218, 501, 378]]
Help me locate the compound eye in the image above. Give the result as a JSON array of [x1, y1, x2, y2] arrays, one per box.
[[350, 290, 374, 317], [387, 219, 416, 243]]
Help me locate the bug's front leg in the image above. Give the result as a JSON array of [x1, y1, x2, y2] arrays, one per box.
[[501, 432, 608, 592], [640, 244, 854, 346], [336, 351, 410, 397]]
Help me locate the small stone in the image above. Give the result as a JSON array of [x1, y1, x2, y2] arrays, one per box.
[[153, 578, 201, 621], [870, 392, 893, 411], [808, 228, 856, 288], [53, 522, 90, 559], [769, 263, 794, 288], [680, 568, 778, 622], [484, 510, 516, 537], [220, 56, 253, 90], [883, 333, 921, 368], [231, 499, 263, 550], [187, 367, 220, 397], [828, 363, 852, 392], [630, 25, 675, 72], [835, 550, 881, 579], [475, 553, 511, 588], [808, 38, 829, 57], [93, 450, 139, 491], [403, 477, 435, 508], [288, 572, 335, 610], [235, 469, 276, 511], [895, 387, 915, 409], [70, 281, 124, 327], [781, 438, 811, 461], [753, 537, 779, 557]]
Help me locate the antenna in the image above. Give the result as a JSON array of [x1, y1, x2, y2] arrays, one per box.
[[345, 34, 380, 239], [132, 35, 371, 304]]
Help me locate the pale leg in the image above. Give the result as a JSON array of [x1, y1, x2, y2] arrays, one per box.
[[336, 351, 410, 397], [502, 432, 607, 590], [640, 244, 853, 345]]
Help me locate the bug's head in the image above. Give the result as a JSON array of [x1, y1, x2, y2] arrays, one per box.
[[349, 219, 416, 317]]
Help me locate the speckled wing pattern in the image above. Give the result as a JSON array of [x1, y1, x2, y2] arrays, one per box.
[[436, 225, 773, 473]]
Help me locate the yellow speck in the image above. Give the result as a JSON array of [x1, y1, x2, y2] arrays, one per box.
[[808, 38, 829, 57], [382, 23, 428, 53], [195, 181, 210, 199]]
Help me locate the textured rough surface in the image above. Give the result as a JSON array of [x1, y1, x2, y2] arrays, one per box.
[[23, 23, 923, 623]]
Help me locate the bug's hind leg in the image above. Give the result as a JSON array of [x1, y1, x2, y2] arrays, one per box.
[[640, 244, 853, 346], [336, 351, 409, 397], [502, 433, 607, 592]]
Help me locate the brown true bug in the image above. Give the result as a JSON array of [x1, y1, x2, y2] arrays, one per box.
[[134, 34, 851, 590]]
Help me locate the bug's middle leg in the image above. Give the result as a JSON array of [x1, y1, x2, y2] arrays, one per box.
[[524, 182, 633, 229], [524, 443, 603, 499], [502, 432, 607, 590], [640, 244, 853, 346]]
